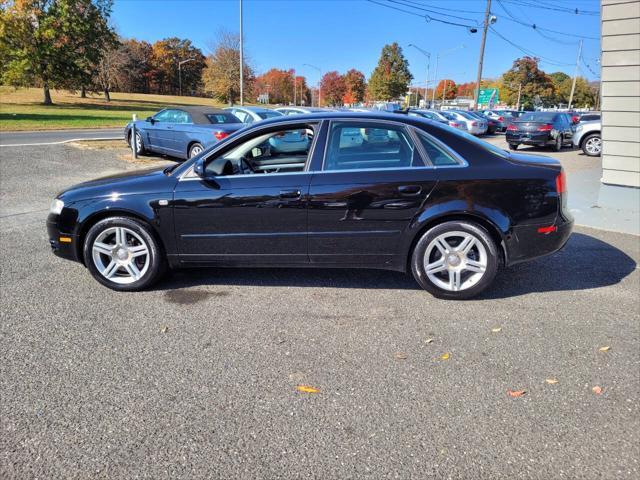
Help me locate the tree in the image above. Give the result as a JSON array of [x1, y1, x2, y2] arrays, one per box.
[[0, 0, 116, 104], [294, 75, 311, 106], [202, 30, 253, 104], [342, 68, 366, 105], [94, 40, 126, 101], [501, 56, 554, 108], [116, 39, 154, 94], [150, 37, 205, 95], [319, 71, 345, 106], [254, 68, 294, 104], [367, 42, 413, 101], [435, 79, 457, 100]]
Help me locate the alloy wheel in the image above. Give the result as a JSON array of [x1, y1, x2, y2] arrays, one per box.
[[91, 226, 150, 284], [423, 231, 488, 292], [135, 132, 143, 154], [190, 144, 203, 158], [585, 136, 601, 155]]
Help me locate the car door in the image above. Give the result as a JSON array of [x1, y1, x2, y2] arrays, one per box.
[[168, 109, 193, 157], [172, 121, 322, 265], [147, 109, 177, 153], [307, 120, 438, 268]]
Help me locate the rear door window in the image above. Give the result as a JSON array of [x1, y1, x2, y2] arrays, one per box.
[[323, 122, 422, 171]]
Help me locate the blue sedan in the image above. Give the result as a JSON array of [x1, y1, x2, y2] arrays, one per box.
[[125, 106, 244, 159]]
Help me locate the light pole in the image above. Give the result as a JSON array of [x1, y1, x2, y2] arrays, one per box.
[[303, 63, 321, 107], [408, 44, 430, 108], [431, 44, 465, 107], [239, 0, 244, 105], [178, 58, 195, 97]]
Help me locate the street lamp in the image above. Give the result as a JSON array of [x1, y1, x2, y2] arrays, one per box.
[[178, 58, 195, 97], [431, 44, 465, 107], [303, 63, 321, 107], [408, 44, 431, 108]]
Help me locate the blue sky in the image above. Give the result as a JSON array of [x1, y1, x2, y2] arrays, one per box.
[[111, 0, 601, 86]]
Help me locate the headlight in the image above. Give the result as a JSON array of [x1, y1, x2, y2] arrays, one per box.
[[576, 124, 583, 132], [50, 198, 64, 215]]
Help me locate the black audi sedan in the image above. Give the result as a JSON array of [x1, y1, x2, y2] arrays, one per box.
[[506, 111, 575, 151], [48, 112, 573, 299]]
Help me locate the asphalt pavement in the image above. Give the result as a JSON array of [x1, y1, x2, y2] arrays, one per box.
[[0, 143, 638, 479], [0, 128, 122, 147]]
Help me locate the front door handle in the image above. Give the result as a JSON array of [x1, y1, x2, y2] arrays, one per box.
[[279, 189, 301, 199], [398, 185, 422, 196]]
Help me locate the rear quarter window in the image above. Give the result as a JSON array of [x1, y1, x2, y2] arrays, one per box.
[[206, 113, 242, 124]]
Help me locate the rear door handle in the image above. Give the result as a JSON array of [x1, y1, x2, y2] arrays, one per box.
[[398, 185, 422, 196], [279, 189, 301, 199]]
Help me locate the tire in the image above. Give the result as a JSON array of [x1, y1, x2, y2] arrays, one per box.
[[410, 221, 500, 300], [508, 143, 518, 150], [581, 133, 601, 157], [83, 216, 166, 291], [189, 143, 204, 158], [552, 135, 562, 152], [128, 130, 146, 155]]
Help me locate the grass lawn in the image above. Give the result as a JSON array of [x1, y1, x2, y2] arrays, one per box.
[[0, 87, 226, 131]]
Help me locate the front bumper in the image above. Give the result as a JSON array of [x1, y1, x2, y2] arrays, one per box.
[[47, 214, 80, 262]]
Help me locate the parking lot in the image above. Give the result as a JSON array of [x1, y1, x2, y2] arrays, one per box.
[[1, 140, 639, 478]]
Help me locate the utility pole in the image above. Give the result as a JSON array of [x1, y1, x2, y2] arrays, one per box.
[[431, 55, 439, 107], [442, 80, 448, 104], [239, 0, 244, 105], [474, 0, 493, 110], [304, 63, 322, 106], [568, 40, 583, 110], [408, 44, 431, 108]]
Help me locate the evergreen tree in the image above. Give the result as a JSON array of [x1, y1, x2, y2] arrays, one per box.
[[367, 43, 413, 101]]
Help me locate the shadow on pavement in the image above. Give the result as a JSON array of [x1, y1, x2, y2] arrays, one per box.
[[158, 232, 637, 299]]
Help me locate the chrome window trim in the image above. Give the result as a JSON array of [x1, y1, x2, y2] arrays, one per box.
[[178, 120, 322, 182]]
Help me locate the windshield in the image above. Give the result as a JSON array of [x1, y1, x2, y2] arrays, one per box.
[[257, 111, 283, 119], [456, 111, 476, 120], [518, 112, 556, 122], [206, 113, 242, 124]]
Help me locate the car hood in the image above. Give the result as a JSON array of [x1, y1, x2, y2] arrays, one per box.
[[58, 166, 174, 201]]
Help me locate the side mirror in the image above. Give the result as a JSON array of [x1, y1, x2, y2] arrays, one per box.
[[193, 157, 233, 178], [250, 147, 263, 158], [146, 116, 155, 124]]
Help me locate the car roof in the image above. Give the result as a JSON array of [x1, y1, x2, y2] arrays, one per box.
[[228, 106, 275, 113], [164, 105, 232, 123]]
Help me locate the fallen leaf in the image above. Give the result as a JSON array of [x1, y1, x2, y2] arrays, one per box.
[[296, 385, 320, 394], [491, 327, 502, 333], [160, 326, 169, 333], [592, 386, 604, 395], [440, 352, 450, 361], [545, 378, 559, 385], [395, 352, 407, 360], [424, 338, 434, 344], [507, 389, 526, 398], [599, 346, 611, 352]]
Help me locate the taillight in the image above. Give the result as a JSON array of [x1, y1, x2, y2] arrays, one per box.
[[507, 124, 517, 131], [214, 131, 229, 141], [537, 124, 553, 132], [556, 169, 567, 194], [450, 122, 459, 127], [498, 116, 504, 121]]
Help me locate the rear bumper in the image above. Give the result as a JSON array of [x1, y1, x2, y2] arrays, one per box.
[[506, 132, 553, 146], [505, 215, 574, 266]]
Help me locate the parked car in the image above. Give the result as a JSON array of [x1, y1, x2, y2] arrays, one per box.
[[573, 120, 601, 156], [275, 107, 334, 115], [49, 112, 573, 300], [125, 106, 244, 159], [442, 110, 488, 135], [224, 106, 283, 124], [408, 109, 468, 132], [578, 112, 601, 123], [506, 112, 575, 151], [483, 110, 522, 131], [467, 111, 500, 134]]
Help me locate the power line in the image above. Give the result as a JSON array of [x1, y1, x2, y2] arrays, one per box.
[[489, 26, 574, 66], [395, 0, 486, 15], [503, 0, 599, 15], [385, 0, 481, 22], [366, 0, 478, 29], [495, 10, 600, 40]]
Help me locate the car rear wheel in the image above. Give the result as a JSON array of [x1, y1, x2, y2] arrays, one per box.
[[129, 131, 145, 155], [411, 221, 499, 300], [508, 143, 518, 150], [552, 135, 562, 151], [83, 217, 166, 291], [582, 133, 602, 157], [189, 143, 204, 158]]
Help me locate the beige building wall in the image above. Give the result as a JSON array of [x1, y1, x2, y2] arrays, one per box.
[[601, 0, 640, 187]]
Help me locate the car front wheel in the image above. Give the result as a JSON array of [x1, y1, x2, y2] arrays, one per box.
[[129, 131, 145, 155], [582, 133, 601, 156], [83, 217, 166, 291], [411, 221, 500, 300]]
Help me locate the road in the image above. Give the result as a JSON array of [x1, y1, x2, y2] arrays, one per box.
[[0, 128, 122, 147], [0, 142, 638, 479]]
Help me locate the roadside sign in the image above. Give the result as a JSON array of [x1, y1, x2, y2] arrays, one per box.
[[478, 88, 499, 107]]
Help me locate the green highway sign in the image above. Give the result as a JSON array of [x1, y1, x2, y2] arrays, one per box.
[[478, 88, 499, 106]]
